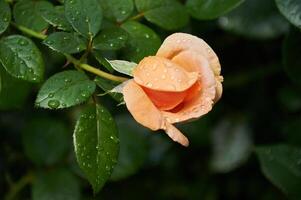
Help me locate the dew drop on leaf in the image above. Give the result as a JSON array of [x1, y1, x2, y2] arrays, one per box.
[[47, 99, 60, 109]]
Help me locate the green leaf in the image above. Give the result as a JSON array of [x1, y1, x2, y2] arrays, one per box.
[[73, 104, 119, 192], [92, 51, 114, 72], [99, 0, 134, 22], [0, 35, 44, 82], [32, 168, 80, 200], [276, 0, 301, 29], [107, 60, 137, 76], [210, 119, 253, 173], [135, 0, 189, 30], [283, 28, 301, 85], [111, 114, 148, 181], [0, 0, 11, 34], [93, 27, 128, 51], [22, 118, 69, 165], [256, 144, 301, 198], [39, 5, 73, 31], [218, 0, 289, 39], [94, 76, 123, 102], [65, 0, 103, 38], [121, 21, 161, 62], [0, 65, 31, 110], [186, 0, 244, 20], [13, 0, 50, 32], [35, 70, 96, 109], [43, 32, 86, 54]]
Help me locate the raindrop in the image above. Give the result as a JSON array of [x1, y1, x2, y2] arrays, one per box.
[[118, 36, 124, 40], [63, 36, 68, 40], [28, 68, 33, 73], [81, 91, 89, 98], [62, 103, 66, 107], [3, 17, 8, 22], [64, 78, 71, 83], [85, 17, 89, 22], [109, 43, 114, 47], [121, 10, 126, 15], [48, 99, 60, 109], [19, 39, 28, 46], [48, 93, 54, 98], [145, 34, 150, 38], [146, 82, 153, 87], [89, 115, 95, 119]]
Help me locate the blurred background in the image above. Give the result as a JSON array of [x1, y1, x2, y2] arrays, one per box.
[[1, 0, 301, 199]]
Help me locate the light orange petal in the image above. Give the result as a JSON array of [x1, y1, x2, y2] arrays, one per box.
[[123, 80, 163, 131], [162, 50, 217, 123], [133, 56, 198, 92], [163, 121, 189, 147], [156, 33, 221, 76]]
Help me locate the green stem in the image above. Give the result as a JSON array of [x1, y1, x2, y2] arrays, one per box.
[[12, 23, 128, 82], [11, 23, 47, 40], [5, 173, 34, 200], [130, 12, 144, 21], [65, 54, 128, 82]]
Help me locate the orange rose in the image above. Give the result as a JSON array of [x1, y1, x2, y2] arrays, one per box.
[[122, 33, 223, 147]]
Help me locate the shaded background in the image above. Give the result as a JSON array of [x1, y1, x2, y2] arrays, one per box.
[[1, 0, 301, 199]]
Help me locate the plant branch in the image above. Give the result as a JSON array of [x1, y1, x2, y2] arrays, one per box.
[[12, 23, 128, 83], [5, 172, 34, 200], [65, 54, 128, 82], [130, 12, 145, 21], [11, 23, 47, 40]]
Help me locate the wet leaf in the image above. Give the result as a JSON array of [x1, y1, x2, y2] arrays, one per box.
[[73, 104, 119, 192], [35, 70, 96, 109]]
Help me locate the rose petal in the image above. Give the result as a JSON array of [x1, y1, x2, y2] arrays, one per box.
[[123, 80, 163, 131], [142, 86, 187, 111], [156, 33, 221, 76], [161, 50, 217, 123], [133, 56, 198, 92], [163, 121, 189, 147]]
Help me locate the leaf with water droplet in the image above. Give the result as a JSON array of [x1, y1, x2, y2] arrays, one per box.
[[65, 0, 103, 38], [35, 70, 96, 109], [43, 32, 86, 54], [121, 21, 161, 62], [256, 144, 301, 198], [93, 27, 128, 51], [99, 0, 134, 22], [0, 0, 11, 34], [39, 5, 73, 31], [135, 0, 189, 30], [74, 104, 119, 193], [13, 0, 51, 32], [0, 35, 44, 82]]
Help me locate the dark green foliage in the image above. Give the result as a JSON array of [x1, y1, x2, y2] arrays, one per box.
[[73, 104, 119, 192], [0, 35, 44, 82], [0, 0, 11, 34], [35, 70, 96, 109]]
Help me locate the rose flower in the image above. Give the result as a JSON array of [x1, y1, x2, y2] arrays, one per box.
[[122, 33, 223, 147]]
